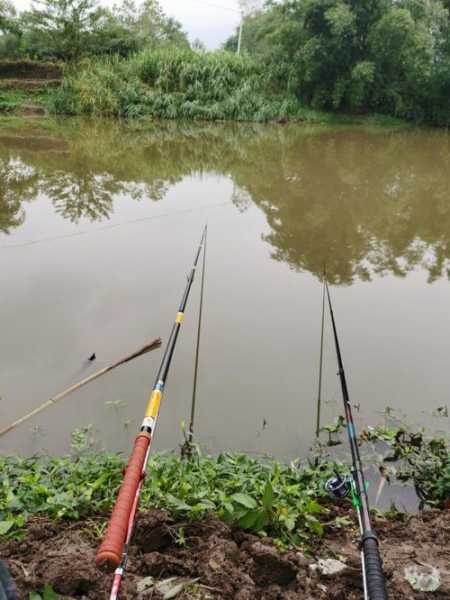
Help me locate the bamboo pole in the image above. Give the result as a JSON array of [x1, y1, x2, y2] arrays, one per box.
[[0, 338, 161, 438]]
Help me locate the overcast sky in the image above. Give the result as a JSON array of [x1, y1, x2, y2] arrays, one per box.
[[13, 0, 243, 48]]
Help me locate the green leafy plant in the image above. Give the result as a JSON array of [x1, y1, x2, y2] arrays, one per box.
[[141, 451, 333, 546], [320, 415, 346, 446], [0, 448, 336, 546], [1, 421, 447, 549], [360, 425, 450, 508], [29, 584, 60, 599]]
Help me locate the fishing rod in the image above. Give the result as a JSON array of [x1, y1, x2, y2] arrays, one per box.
[[325, 281, 388, 600], [0, 338, 161, 438], [96, 226, 207, 600]]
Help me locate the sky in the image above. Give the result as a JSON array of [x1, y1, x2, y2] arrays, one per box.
[[160, 0, 242, 48], [13, 0, 243, 49]]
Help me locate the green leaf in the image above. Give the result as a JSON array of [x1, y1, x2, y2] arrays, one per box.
[[231, 493, 257, 509], [254, 510, 270, 532], [0, 520, 14, 535], [238, 510, 259, 529], [306, 500, 324, 514], [262, 481, 273, 510], [43, 585, 59, 600], [29, 593, 42, 600], [166, 494, 191, 511], [306, 516, 324, 536]]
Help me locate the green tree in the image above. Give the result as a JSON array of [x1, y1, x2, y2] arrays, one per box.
[[18, 0, 188, 60], [22, 0, 103, 60], [224, 0, 450, 124], [0, 0, 18, 34], [117, 0, 188, 50], [369, 0, 449, 119], [86, 0, 188, 57], [0, 0, 21, 56]]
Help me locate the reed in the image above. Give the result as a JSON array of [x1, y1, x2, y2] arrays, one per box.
[[46, 48, 305, 122]]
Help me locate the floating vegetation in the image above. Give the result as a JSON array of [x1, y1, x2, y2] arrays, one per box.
[[361, 425, 450, 508]]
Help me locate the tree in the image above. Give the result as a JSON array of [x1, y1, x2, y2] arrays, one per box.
[[192, 38, 206, 52], [0, 0, 18, 34], [224, 4, 280, 57], [369, 0, 449, 119], [22, 0, 103, 60], [238, 0, 265, 16], [88, 0, 188, 57], [128, 0, 188, 50], [223, 0, 450, 123], [17, 0, 188, 60]]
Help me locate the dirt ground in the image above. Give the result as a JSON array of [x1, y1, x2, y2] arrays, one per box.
[[0, 61, 62, 80], [1, 506, 449, 599]]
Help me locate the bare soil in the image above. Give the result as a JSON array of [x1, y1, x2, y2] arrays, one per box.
[[1, 506, 449, 599], [0, 61, 62, 80]]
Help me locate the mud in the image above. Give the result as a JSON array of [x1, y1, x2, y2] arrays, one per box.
[[1, 507, 449, 599]]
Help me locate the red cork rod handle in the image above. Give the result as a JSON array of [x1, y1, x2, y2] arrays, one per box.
[[96, 432, 151, 570]]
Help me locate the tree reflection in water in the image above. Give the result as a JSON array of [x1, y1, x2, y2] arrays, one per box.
[[0, 158, 38, 234], [0, 120, 449, 284]]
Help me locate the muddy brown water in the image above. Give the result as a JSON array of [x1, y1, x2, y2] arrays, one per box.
[[0, 120, 449, 485]]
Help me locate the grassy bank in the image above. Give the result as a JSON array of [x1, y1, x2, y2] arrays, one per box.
[[0, 426, 449, 599], [0, 446, 333, 548], [0, 52, 409, 126], [1, 425, 448, 545]]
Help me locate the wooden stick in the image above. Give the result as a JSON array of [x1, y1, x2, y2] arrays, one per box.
[[0, 338, 162, 438]]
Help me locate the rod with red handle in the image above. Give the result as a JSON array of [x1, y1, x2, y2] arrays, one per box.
[[96, 226, 207, 599]]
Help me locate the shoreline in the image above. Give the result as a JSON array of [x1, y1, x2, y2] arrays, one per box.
[[1, 506, 449, 599], [1, 426, 449, 597], [0, 89, 413, 132]]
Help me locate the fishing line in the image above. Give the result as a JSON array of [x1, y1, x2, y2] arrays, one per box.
[[0, 201, 229, 250]]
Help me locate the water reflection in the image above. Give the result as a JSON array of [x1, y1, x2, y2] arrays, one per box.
[[230, 129, 450, 284], [0, 121, 449, 284], [0, 158, 37, 233]]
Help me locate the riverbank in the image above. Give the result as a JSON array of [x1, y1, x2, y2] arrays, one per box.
[[0, 56, 408, 128], [0, 426, 449, 598], [2, 506, 449, 599]]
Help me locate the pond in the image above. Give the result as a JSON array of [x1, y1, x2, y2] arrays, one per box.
[[0, 119, 449, 472]]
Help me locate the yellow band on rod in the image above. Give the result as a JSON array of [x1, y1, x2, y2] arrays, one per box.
[[175, 312, 184, 323], [145, 389, 162, 418]]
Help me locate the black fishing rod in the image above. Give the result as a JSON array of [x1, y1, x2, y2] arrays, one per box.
[[96, 226, 207, 599], [325, 281, 388, 600]]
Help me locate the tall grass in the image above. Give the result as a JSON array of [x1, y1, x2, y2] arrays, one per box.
[[47, 48, 305, 122]]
